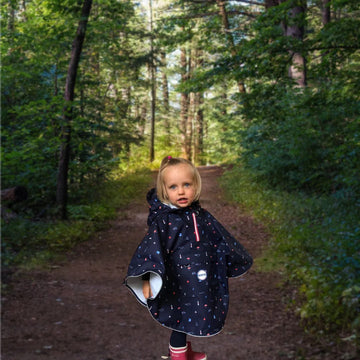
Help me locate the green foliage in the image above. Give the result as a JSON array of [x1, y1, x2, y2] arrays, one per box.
[[119, 138, 184, 173], [202, 91, 245, 165], [2, 168, 152, 268], [239, 83, 360, 195], [2, 97, 63, 206], [220, 166, 360, 344], [1, 0, 148, 213]]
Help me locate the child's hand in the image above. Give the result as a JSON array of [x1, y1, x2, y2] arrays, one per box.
[[142, 280, 153, 299]]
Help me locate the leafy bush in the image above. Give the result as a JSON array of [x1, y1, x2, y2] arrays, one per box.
[[1, 168, 152, 268], [240, 84, 360, 195], [220, 166, 360, 345]]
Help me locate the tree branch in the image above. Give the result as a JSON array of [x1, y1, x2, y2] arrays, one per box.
[[309, 45, 360, 51], [186, 0, 264, 6], [164, 9, 258, 20]]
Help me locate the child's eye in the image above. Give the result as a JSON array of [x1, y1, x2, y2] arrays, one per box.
[[184, 183, 191, 188], [170, 185, 177, 190]]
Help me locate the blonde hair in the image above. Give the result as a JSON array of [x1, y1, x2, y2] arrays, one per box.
[[156, 156, 202, 204]]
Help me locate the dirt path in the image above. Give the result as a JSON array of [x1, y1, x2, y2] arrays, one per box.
[[1, 166, 341, 360]]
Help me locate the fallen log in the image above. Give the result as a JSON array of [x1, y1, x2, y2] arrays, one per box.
[[1, 186, 28, 203]]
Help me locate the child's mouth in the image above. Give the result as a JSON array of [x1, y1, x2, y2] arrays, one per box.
[[177, 198, 188, 204]]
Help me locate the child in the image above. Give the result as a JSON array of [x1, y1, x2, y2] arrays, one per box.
[[125, 156, 253, 360]]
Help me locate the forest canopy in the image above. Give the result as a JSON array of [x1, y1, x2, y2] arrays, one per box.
[[2, 0, 359, 210]]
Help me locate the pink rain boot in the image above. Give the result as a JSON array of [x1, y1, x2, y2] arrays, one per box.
[[168, 342, 207, 360], [187, 342, 207, 360], [169, 344, 188, 360]]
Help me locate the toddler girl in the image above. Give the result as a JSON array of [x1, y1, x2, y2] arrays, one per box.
[[125, 156, 252, 360]]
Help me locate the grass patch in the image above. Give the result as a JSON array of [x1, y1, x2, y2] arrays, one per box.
[[220, 166, 360, 347], [2, 168, 152, 270]]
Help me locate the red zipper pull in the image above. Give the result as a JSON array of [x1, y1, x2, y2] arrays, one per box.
[[192, 212, 200, 242]]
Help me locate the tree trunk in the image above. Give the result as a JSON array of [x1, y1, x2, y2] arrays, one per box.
[[216, 0, 246, 93], [282, 0, 307, 87], [149, 0, 156, 162], [321, 0, 331, 25], [56, 0, 93, 219], [122, 87, 132, 117], [267, 0, 306, 87], [140, 101, 147, 136], [150, 62, 156, 162], [193, 48, 204, 165], [186, 50, 195, 161], [161, 52, 171, 145], [221, 84, 228, 117], [194, 91, 204, 165], [187, 91, 194, 162], [7, 0, 15, 31], [320, 0, 331, 72], [180, 45, 189, 159]]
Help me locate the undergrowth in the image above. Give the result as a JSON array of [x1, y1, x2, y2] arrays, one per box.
[[1, 168, 152, 270], [220, 166, 360, 350]]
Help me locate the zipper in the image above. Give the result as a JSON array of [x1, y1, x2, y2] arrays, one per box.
[[192, 212, 200, 242]]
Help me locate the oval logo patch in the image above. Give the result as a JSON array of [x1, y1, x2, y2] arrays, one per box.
[[197, 269, 207, 281]]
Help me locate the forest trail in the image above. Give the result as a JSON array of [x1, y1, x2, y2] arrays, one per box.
[[2, 166, 338, 360]]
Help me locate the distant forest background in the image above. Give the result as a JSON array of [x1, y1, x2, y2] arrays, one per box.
[[2, 0, 359, 349]]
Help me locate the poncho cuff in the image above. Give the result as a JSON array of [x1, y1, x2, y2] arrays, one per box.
[[125, 271, 163, 305]]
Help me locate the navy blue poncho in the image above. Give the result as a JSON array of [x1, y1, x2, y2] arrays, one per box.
[[125, 188, 252, 337]]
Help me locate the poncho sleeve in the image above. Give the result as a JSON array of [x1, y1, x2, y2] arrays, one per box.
[[124, 220, 166, 306], [210, 212, 253, 277]]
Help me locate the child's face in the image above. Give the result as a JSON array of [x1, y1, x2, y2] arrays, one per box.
[[163, 164, 196, 208]]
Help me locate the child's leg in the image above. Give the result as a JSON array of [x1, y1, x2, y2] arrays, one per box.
[[168, 331, 207, 360], [170, 330, 187, 348]]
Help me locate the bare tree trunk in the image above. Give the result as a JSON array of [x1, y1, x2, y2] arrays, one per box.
[[321, 0, 331, 25], [216, 0, 246, 93], [135, 101, 147, 136], [161, 52, 171, 145], [140, 101, 147, 136], [193, 48, 204, 165], [187, 91, 194, 161], [282, 0, 307, 87], [150, 63, 156, 162], [221, 90, 227, 117], [149, 0, 156, 162], [180, 45, 189, 159], [267, 0, 306, 87], [122, 86, 131, 118], [194, 91, 204, 165], [56, 0, 92, 219], [320, 0, 331, 73], [186, 50, 195, 161]]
